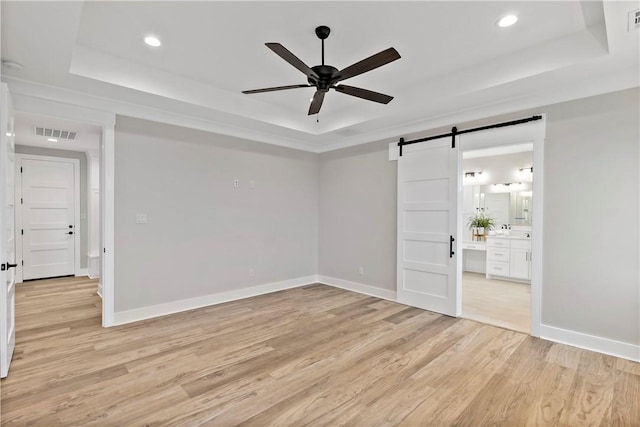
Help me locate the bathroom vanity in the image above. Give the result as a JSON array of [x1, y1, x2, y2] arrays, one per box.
[[485, 236, 531, 283]]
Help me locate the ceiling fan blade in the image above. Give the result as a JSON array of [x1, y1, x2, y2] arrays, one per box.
[[308, 90, 326, 115], [331, 47, 401, 83], [242, 84, 311, 94], [266, 43, 319, 79], [334, 85, 394, 104]]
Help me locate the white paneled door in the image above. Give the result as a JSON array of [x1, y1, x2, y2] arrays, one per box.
[[21, 158, 76, 280], [397, 137, 459, 316], [1, 83, 17, 377]]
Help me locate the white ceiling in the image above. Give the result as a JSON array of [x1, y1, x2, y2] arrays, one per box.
[[1, 1, 638, 153]]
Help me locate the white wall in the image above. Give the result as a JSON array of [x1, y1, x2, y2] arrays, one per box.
[[114, 117, 318, 313], [319, 87, 639, 347], [88, 153, 100, 278]]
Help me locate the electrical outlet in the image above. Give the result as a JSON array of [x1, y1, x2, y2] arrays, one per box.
[[234, 179, 239, 188], [359, 266, 365, 275], [135, 213, 148, 224], [249, 180, 255, 189], [249, 268, 255, 277]]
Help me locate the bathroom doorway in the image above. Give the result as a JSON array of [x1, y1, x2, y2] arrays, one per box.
[[456, 121, 544, 337], [460, 145, 533, 333]]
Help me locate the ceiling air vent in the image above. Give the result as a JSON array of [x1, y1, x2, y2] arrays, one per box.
[[34, 126, 77, 140]]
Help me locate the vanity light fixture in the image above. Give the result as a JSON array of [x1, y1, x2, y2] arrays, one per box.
[[497, 15, 518, 28], [464, 171, 483, 178], [47, 138, 58, 142], [144, 36, 162, 47], [494, 182, 523, 187], [519, 167, 533, 173]]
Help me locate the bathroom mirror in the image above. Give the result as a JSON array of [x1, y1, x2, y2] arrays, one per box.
[[463, 184, 533, 228]]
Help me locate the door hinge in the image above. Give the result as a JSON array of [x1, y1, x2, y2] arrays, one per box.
[[20, 197, 23, 204], [21, 229, 23, 235], [21, 260, 23, 266], [398, 137, 404, 157], [103, 248, 106, 253], [20, 167, 22, 173]]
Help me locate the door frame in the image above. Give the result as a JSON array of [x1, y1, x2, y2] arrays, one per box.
[[15, 154, 81, 282], [456, 116, 546, 337], [8, 91, 116, 327]]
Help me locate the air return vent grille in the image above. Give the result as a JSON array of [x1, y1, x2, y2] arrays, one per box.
[[34, 127, 77, 140]]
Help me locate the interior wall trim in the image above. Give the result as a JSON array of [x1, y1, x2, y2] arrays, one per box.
[[540, 324, 640, 362], [112, 275, 317, 326], [318, 275, 397, 302]]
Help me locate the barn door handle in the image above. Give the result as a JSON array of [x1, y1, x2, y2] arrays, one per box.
[[67, 231, 74, 235], [450, 236, 455, 258]]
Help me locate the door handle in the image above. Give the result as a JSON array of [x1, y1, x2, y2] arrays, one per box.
[[67, 231, 74, 235], [0, 263, 17, 271], [450, 235, 455, 258], [68, 225, 73, 228]]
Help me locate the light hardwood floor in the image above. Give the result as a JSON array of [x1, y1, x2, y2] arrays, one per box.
[[462, 272, 531, 333], [1, 276, 639, 426]]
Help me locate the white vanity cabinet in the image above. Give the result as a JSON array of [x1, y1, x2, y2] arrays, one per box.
[[486, 237, 531, 282], [509, 239, 531, 280]]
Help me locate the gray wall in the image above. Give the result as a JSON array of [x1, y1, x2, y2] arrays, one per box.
[[319, 88, 639, 345], [15, 145, 89, 269], [319, 140, 397, 290], [114, 117, 319, 312]]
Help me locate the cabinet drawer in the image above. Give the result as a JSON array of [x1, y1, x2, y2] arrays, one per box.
[[487, 247, 510, 261], [487, 261, 510, 276], [487, 238, 509, 248], [511, 239, 531, 250], [462, 242, 486, 251]]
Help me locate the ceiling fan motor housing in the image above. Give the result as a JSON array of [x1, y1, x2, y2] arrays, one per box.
[[308, 65, 338, 91]]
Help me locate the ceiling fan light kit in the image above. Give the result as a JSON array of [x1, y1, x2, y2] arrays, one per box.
[[243, 26, 401, 115]]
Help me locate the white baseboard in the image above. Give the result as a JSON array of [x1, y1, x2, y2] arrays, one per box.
[[97, 283, 103, 299], [317, 275, 397, 302], [75, 268, 88, 277], [88, 273, 100, 279], [540, 324, 640, 362], [112, 275, 317, 326]]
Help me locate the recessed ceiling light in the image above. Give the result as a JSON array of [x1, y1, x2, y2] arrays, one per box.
[[48, 138, 58, 142], [497, 15, 518, 28], [1, 59, 23, 71], [144, 36, 162, 47]]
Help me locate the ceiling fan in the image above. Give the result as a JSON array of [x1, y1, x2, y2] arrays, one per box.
[[242, 26, 401, 115]]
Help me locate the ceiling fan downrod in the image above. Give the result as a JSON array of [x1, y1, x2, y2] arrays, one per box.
[[315, 25, 331, 66]]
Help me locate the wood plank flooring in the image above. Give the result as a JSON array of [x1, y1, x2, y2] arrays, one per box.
[[1, 276, 638, 426], [462, 272, 531, 333]]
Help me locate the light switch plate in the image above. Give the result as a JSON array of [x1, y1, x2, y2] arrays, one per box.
[[629, 9, 640, 31], [136, 213, 148, 224]]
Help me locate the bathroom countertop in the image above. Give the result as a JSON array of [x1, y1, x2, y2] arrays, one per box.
[[486, 234, 530, 240]]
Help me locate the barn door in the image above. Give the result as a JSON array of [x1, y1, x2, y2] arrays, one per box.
[[397, 137, 459, 316]]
